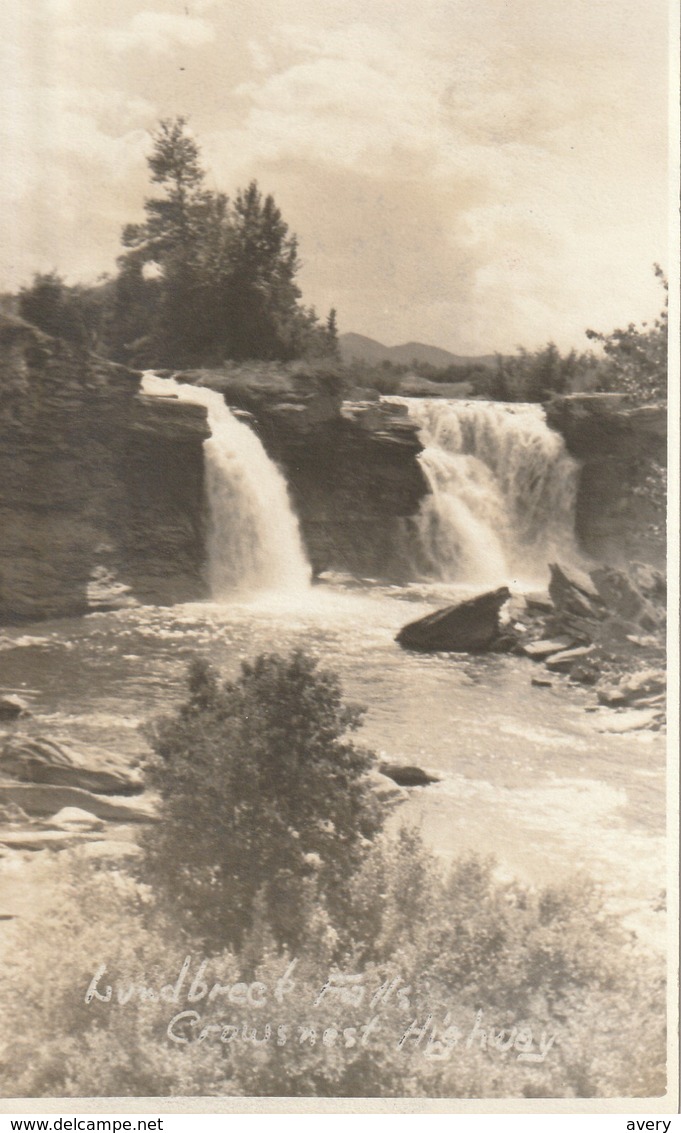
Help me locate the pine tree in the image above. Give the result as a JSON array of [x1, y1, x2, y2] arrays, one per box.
[[18, 272, 91, 347], [112, 118, 330, 366], [224, 181, 303, 360]]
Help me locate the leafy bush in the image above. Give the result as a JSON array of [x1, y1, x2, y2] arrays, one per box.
[[587, 266, 668, 403], [138, 652, 385, 952], [0, 834, 665, 1099], [476, 343, 588, 403], [0, 860, 232, 1098]]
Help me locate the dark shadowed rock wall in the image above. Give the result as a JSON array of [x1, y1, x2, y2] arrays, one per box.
[[0, 316, 209, 623], [546, 393, 667, 566]]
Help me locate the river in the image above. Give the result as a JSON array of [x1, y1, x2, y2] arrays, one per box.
[[0, 579, 666, 951]]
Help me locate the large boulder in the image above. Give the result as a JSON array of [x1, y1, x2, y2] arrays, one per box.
[[548, 563, 606, 621], [0, 736, 143, 795], [396, 587, 511, 652]]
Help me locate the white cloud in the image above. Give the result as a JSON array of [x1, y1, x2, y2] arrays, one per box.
[[105, 11, 215, 55]]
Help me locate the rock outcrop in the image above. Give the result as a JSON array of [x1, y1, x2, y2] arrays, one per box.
[[545, 393, 666, 564], [0, 695, 30, 720], [393, 562, 665, 727], [179, 364, 429, 579], [0, 731, 155, 857], [516, 560, 666, 725], [0, 315, 209, 623], [0, 781, 157, 822], [0, 735, 143, 795]]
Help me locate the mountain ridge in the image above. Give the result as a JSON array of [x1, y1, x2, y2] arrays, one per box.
[[339, 332, 495, 369]]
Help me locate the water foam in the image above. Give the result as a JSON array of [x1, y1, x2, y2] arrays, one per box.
[[390, 398, 580, 588], [143, 373, 311, 598]]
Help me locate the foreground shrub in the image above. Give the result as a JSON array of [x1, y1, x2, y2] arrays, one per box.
[[139, 652, 385, 952], [0, 839, 665, 1099]]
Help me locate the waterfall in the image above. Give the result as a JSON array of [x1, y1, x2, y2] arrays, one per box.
[[389, 398, 580, 588], [142, 373, 311, 598]]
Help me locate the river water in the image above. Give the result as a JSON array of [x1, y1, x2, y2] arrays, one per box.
[[0, 579, 666, 951]]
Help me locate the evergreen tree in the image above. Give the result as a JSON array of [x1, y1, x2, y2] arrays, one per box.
[[113, 118, 329, 366], [324, 307, 340, 356], [223, 181, 303, 360], [18, 272, 91, 347]]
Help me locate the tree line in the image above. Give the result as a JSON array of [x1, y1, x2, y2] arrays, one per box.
[[10, 117, 667, 406]]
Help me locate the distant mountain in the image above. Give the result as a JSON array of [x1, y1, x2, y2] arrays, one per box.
[[339, 332, 494, 370]]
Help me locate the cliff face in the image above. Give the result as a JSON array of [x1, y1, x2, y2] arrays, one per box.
[[545, 393, 667, 566], [271, 401, 428, 578], [0, 316, 209, 623], [180, 366, 429, 578]]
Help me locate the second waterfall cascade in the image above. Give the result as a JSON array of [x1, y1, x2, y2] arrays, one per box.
[[390, 397, 580, 588], [143, 373, 311, 597]]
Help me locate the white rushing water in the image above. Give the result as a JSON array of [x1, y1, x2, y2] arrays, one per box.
[[390, 398, 580, 588], [142, 373, 311, 597]]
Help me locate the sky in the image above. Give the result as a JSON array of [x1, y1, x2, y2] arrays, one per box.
[[0, 0, 673, 354]]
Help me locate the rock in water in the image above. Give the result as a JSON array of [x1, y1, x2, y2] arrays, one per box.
[[597, 669, 666, 707], [366, 769, 408, 806], [0, 695, 30, 721], [47, 807, 106, 831], [378, 761, 441, 786], [522, 638, 576, 659], [396, 587, 511, 652], [545, 645, 596, 673], [0, 736, 143, 796], [594, 708, 663, 733]]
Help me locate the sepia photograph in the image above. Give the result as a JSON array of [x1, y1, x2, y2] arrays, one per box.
[[0, 0, 677, 1111]]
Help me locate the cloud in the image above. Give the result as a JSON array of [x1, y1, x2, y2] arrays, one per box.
[[0, 0, 669, 352], [0, 80, 155, 286], [105, 11, 215, 55]]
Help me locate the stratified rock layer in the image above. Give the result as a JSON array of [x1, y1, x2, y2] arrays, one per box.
[[0, 316, 209, 622]]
